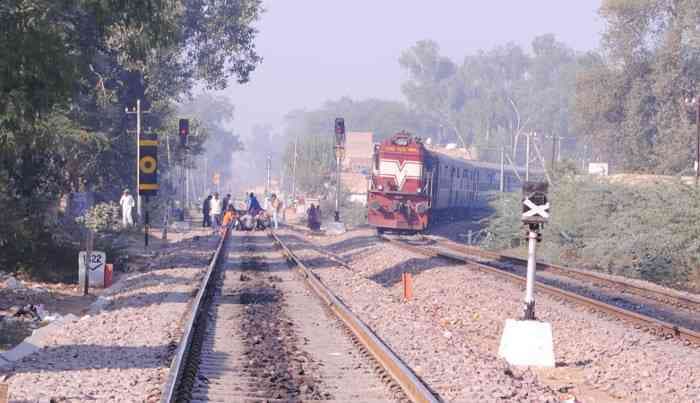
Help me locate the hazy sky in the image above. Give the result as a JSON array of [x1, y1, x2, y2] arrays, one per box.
[[220, 1, 604, 135]]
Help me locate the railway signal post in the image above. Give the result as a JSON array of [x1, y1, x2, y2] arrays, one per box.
[[138, 134, 159, 249], [498, 181, 555, 367], [520, 181, 549, 319], [333, 117, 346, 223]]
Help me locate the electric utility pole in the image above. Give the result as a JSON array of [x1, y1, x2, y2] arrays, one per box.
[[266, 154, 272, 195], [292, 135, 298, 203], [500, 146, 505, 192], [525, 132, 532, 181], [550, 134, 557, 173], [696, 101, 699, 186]]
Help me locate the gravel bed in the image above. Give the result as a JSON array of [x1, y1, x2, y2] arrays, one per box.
[[431, 234, 700, 306], [278, 226, 700, 402], [0, 231, 219, 403], [417, 238, 700, 332]]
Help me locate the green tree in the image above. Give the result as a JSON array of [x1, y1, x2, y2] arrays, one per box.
[[0, 0, 263, 277], [575, 0, 700, 173], [400, 36, 579, 164]]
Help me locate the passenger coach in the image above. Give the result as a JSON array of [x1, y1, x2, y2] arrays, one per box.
[[367, 132, 529, 233]]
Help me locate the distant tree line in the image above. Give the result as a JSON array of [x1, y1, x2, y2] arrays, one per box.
[[0, 1, 262, 277], [282, 0, 700, 198]]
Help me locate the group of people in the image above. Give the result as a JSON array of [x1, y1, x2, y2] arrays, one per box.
[[119, 186, 326, 234], [201, 192, 232, 230], [201, 191, 284, 233], [307, 203, 322, 231]]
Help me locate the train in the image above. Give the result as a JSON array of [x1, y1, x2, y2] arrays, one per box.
[[367, 131, 533, 233]]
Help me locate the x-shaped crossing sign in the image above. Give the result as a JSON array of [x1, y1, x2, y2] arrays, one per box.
[[522, 198, 550, 219]]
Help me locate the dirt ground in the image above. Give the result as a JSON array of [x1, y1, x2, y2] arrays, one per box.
[[0, 224, 219, 402], [0, 224, 213, 352]]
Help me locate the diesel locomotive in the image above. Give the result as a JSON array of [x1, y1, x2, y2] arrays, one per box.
[[367, 132, 526, 233]]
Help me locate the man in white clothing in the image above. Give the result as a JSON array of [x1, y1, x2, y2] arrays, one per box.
[[210, 192, 222, 230], [119, 189, 135, 228]]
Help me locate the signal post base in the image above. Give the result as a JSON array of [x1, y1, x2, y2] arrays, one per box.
[[498, 319, 555, 367], [325, 221, 346, 236]]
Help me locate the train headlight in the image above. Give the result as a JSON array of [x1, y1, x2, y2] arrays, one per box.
[[378, 185, 384, 191]]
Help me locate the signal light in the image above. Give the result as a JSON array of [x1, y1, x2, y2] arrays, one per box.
[[334, 117, 345, 147], [179, 119, 189, 147]]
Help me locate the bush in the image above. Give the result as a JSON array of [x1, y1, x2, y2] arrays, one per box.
[[318, 186, 368, 229], [76, 202, 122, 233], [484, 175, 700, 290]]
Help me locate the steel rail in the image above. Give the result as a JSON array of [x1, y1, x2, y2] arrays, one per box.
[[160, 227, 229, 403], [383, 236, 700, 346], [434, 240, 700, 310], [270, 231, 441, 403]]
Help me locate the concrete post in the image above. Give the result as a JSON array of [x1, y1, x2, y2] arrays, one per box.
[[523, 229, 537, 320]]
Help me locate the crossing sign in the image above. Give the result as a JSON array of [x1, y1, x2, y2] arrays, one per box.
[[522, 181, 549, 224], [139, 139, 159, 196]]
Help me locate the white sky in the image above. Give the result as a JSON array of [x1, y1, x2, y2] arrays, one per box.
[[218, 1, 604, 135]]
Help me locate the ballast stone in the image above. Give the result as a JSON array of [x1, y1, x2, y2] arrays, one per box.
[[0, 314, 79, 366], [498, 319, 555, 368]]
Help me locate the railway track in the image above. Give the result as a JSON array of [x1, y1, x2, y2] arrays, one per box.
[[429, 237, 700, 312], [381, 235, 700, 346], [161, 229, 439, 403]]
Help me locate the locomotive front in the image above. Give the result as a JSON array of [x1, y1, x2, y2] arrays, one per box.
[[367, 132, 432, 233]]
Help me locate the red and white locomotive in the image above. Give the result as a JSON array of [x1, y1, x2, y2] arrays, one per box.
[[367, 131, 523, 233]]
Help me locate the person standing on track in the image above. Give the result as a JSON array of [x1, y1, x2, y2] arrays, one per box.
[[247, 192, 262, 215], [202, 194, 212, 227], [223, 193, 231, 212], [210, 192, 222, 231], [119, 189, 135, 228], [307, 203, 321, 231], [270, 193, 281, 229]]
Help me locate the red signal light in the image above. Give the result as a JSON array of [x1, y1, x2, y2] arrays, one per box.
[[179, 119, 189, 146]]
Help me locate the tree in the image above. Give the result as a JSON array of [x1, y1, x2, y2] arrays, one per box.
[[399, 40, 465, 146], [0, 1, 263, 277], [575, 0, 700, 173], [400, 36, 579, 164]]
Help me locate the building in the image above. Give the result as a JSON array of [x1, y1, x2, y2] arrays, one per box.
[[343, 132, 374, 174], [341, 172, 369, 205]]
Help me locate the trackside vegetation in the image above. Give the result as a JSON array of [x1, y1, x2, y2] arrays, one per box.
[[483, 175, 700, 291], [0, 1, 262, 279]]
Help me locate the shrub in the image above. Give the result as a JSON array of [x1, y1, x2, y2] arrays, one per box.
[[76, 202, 122, 233], [484, 176, 700, 290]]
